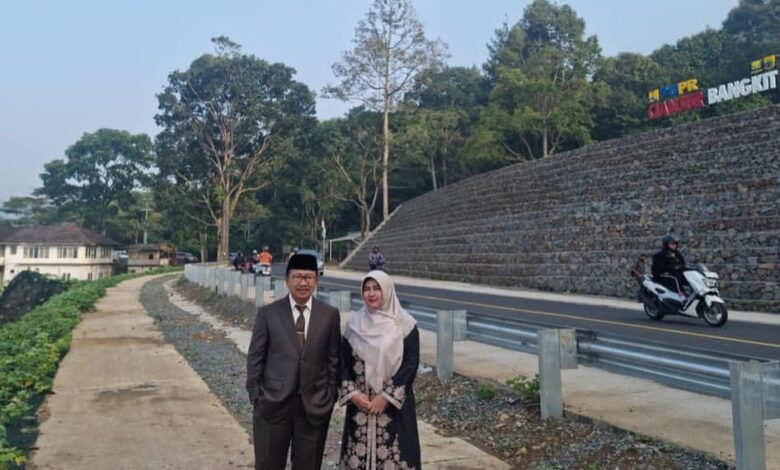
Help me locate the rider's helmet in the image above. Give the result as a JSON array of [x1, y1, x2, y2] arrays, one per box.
[[263, 246, 269, 251], [292, 247, 299, 253], [661, 234, 680, 250]]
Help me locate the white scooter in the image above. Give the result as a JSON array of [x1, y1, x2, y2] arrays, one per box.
[[637, 264, 728, 327], [253, 263, 272, 277]]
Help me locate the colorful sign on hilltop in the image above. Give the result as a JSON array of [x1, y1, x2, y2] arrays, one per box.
[[647, 55, 778, 120], [647, 79, 705, 120]]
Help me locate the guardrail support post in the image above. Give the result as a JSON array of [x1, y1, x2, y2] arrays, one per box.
[[436, 310, 454, 381], [449, 310, 467, 341], [730, 360, 780, 470], [764, 362, 780, 421], [223, 271, 231, 294], [274, 279, 289, 300], [335, 291, 352, 313], [232, 272, 242, 297], [240, 273, 253, 300], [260, 276, 271, 291], [538, 328, 577, 419], [255, 276, 266, 307]]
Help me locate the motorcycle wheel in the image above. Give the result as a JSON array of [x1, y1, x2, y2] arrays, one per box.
[[701, 303, 728, 327], [643, 297, 665, 321]]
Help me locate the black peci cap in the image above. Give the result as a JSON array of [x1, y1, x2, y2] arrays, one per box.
[[286, 254, 318, 274]]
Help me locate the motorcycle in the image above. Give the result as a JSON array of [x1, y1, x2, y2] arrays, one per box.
[[239, 260, 254, 273], [637, 264, 728, 327], [253, 262, 272, 277]]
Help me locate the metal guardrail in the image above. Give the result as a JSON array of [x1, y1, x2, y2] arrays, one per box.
[[185, 266, 777, 400], [315, 285, 773, 399], [188, 265, 779, 468]]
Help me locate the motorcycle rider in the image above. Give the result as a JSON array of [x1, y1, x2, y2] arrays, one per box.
[[258, 246, 273, 265], [233, 251, 245, 271], [651, 234, 687, 296]]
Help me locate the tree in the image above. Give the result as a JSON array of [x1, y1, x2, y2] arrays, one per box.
[[318, 109, 383, 237], [407, 66, 489, 111], [402, 66, 488, 189], [0, 195, 59, 225], [591, 53, 667, 141], [102, 191, 163, 245], [324, 0, 447, 220], [470, 0, 600, 166], [152, 178, 215, 262], [36, 129, 153, 235], [723, 0, 780, 71], [396, 108, 462, 190], [155, 37, 316, 262]]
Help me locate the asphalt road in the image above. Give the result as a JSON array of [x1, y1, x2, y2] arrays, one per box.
[[311, 273, 780, 362]]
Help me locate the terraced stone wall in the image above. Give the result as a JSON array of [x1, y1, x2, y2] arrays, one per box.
[[345, 104, 780, 312]]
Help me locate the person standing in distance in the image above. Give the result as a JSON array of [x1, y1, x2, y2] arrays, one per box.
[[246, 253, 341, 469], [368, 246, 386, 272]]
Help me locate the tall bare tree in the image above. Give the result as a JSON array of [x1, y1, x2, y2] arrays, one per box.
[[324, 0, 446, 220]]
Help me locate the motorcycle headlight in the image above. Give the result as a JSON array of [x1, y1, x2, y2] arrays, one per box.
[[703, 278, 718, 288]]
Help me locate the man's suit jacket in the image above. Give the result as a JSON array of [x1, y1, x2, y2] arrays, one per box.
[[246, 295, 341, 425]]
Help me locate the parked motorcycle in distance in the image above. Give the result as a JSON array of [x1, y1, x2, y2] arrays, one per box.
[[637, 264, 728, 327]]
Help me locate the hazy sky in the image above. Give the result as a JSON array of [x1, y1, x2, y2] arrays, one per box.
[[0, 0, 738, 205]]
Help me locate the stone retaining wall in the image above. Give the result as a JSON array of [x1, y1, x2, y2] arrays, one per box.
[[345, 104, 780, 312]]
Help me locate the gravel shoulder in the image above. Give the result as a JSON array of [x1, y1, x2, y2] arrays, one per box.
[[151, 276, 733, 469]]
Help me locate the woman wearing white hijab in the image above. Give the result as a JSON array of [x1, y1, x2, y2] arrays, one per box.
[[338, 271, 420, 470]]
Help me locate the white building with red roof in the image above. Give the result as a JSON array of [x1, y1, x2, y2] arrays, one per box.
[[0, 223, 118, 285]]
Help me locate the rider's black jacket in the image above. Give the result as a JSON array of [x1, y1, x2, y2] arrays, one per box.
[[651, 248, 686, 280]]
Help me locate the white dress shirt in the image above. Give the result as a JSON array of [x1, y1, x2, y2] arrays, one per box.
[[288, 295, 312, 339]]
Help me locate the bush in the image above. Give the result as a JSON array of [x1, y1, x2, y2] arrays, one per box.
[[475, 383, 497, 401], [506, 374, 540, 403], [0, 267, 181, 468]]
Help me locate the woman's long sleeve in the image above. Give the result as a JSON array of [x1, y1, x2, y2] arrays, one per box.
[[382, 327, 420, 409], [338, 338, 360, 406]]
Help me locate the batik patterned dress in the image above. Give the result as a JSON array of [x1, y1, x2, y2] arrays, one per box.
[[338, 327, 420, 470]]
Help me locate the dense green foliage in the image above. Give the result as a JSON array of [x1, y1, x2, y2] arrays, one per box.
[[0, 268, 181, 468], [2, 0, 779, 259], [35, 129, 154, 236]]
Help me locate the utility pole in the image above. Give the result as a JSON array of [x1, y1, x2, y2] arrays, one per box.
[[143, 199, 150, 245]]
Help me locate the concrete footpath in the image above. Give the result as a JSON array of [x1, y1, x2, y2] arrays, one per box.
[[30, 275, 509, 470], [324, 267, 780, 468], [29, 276, 254, 469]]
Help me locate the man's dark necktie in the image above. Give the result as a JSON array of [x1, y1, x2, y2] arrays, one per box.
[[295, 305, 306, 350]]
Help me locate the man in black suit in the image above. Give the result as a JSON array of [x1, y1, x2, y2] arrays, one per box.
[[246, 254, 341, 469]]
